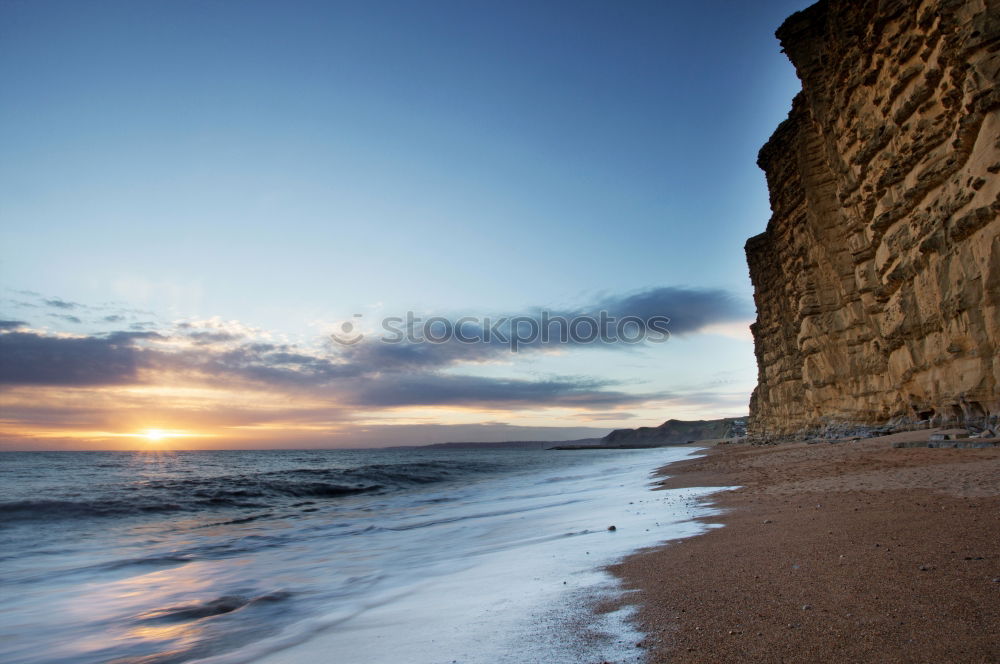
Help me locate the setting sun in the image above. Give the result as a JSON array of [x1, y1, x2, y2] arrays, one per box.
[[142, 429, 168, 442], [111, 428, 209, 445]]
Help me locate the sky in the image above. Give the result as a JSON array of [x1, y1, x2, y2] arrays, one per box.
[[0, 0, 812, 450]]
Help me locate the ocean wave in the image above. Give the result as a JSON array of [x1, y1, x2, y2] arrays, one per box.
[[135, 591, 293, 624], [0, 460, 501, 525], [0, 498, 188, 522]]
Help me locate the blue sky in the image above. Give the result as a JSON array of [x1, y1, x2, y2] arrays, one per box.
[[0, 0, 812, 448]]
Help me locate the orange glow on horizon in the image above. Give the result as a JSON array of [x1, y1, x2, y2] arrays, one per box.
[[0, 379, 747, 450], [123, 429, 206, 443], [4, 427, 217, 443]]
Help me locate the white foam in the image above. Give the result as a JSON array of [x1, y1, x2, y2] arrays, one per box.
[[208, 448, 729, 664]]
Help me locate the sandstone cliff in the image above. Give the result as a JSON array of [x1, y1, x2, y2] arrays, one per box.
[[747, 0, 1000, 439]]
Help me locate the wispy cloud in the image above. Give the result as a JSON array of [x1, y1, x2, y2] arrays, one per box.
[[48, 313, 83, 324], [346, 373, 648, 408], [43, 297, 81, 310], [2, 291, 160, 328]]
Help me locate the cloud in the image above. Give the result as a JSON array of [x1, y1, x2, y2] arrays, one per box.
[[0, 327, 654, 410], [0, 285, 752, 410], [43, 298, 81, 310], [348, 286, 752, 358], [337, 334, 506, 371], [49, 313, 83, 324], [2, 293, 162, 328], [0, 320, 27, 330], [186, 331, 244, 345], [176, 344, 362, 387], [594, 286, 752, 336], [346, 373, 652, 408], [584, 411, 639, 421], [0, 331, 143, 386], [0, 396, 119, 430]]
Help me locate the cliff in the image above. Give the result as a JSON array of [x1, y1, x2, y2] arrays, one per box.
[[747, 0, 1000, 439], [602, 418, 747, 446]]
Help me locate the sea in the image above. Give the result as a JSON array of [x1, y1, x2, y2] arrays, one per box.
[[0, 447, 725, 664]]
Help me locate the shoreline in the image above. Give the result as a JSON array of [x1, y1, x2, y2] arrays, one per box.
[[232, 447, 715, 664], [610, 432, 1000, 663]]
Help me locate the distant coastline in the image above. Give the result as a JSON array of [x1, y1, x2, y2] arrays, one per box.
[[388, 416, 749, 451]]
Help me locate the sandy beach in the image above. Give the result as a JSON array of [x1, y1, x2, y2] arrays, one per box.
[[612, 432, 1000, 663]]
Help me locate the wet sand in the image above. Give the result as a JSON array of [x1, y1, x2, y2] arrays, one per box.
[[611, 432, 1000, 663]]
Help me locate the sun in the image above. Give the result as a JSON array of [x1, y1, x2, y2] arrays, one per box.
[[106, 428, 209, 446]]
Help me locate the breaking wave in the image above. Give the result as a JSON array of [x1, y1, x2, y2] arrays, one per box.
[[0, 460, 500, 524]]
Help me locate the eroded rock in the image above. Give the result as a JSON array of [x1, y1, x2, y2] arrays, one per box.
[[747, 0, 1000, 440]]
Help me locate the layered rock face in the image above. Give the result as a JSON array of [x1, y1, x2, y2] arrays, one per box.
[[747, 0, 1000, 438]]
